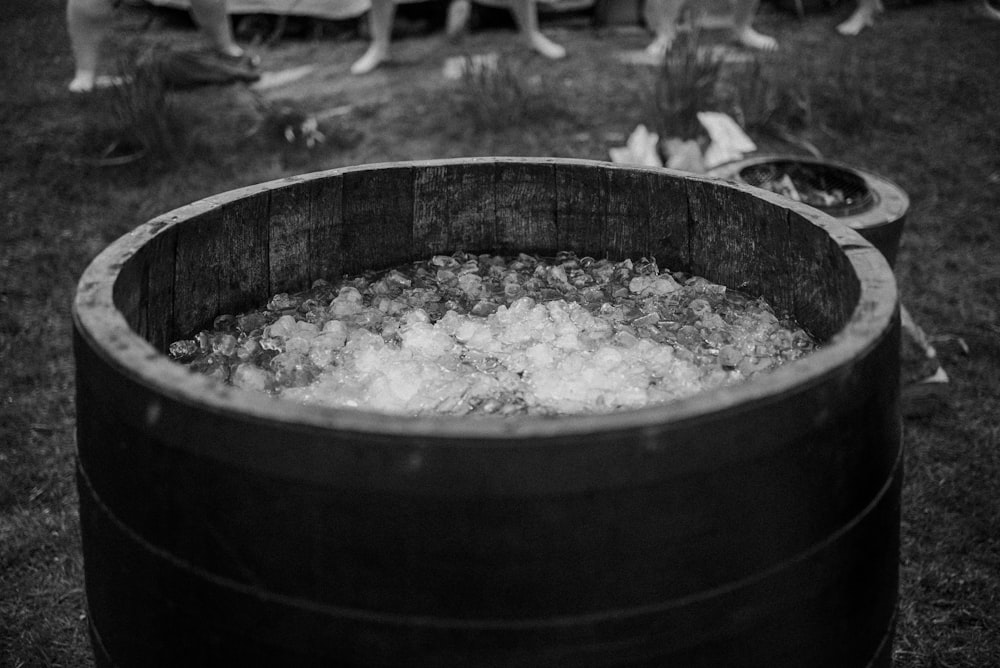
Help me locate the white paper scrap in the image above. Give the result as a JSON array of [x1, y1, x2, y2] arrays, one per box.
[[608, 124, 663, 168], [697, 111, 757, 169]]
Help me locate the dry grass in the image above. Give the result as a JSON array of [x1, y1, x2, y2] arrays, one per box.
[[2, 1, 999, 666]]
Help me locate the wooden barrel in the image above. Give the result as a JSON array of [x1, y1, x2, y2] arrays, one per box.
[[708, 155, 910, 268], [73, 157, 901, 668]]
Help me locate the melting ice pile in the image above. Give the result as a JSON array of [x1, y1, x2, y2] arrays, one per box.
[[169, 252, 817, 417]]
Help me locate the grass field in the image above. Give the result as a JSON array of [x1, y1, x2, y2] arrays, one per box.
[[2, 0, 999, 665]]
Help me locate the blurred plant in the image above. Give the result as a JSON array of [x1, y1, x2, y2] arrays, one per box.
[[93, 46, 185, 165], [648, 31, 882, 159], [651, 27, 727, 142], [719, 43, 880, 147], [814, 46, 881, 137], [718, 52, 812, 140], [451, 53, 565, 132]]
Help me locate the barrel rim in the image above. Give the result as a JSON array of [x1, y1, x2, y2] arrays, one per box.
[[72, 156, 898, 440]]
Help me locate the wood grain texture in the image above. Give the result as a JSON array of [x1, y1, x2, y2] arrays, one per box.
[[341, 164, 415, 275], [73, 158, 901, 668], [413, 162, 497, 256], [686, 177, 795, 312], [268, 175, 345, 294], [268, 180, 313, 294], [787, 208, 861, 341], [555, 161, 607, 257], [113, 224, 178, 350], [495, 161, 558, 254], [172, 193, 270, 336], [304, 176, 344, 284]]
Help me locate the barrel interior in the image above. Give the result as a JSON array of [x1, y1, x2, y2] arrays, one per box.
[[113, 160, 859, 350]]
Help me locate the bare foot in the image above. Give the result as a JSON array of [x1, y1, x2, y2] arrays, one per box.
[[68, 72, 125, 93], [218, 45, 245, 59], [837, 9, 875, 35], [527, 31, 566, 60], [837, 1, 883, 35], [644, 33, 674, 59], [735, 27, 778, 52], [68, 72, 96, 93], [351, 44, 389, 75]]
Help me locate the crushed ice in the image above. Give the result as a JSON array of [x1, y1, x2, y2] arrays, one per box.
[[169, 252, 817, 417]]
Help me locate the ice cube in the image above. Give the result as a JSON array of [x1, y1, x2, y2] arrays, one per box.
[[402, 308, 430, 326], [401, 322, 454, 359], [232, 363, 272, 392], [267, 293, 297, 311], [525, 342, 556, 369], [458, 273, 483, 297], [330, 287, 364, 316], [168, 339, 199, 361], [285, 336, 312, 355], [309, 331, 347, 367], [267, 314, 298, 339]]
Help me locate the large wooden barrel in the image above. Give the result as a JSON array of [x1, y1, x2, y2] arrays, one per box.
[[73, 157, 901, 668]]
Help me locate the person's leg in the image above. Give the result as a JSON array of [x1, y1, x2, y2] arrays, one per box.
[[987, 0, 1000, 21], [446, 0, 472, 39], [730, 0, 777, 51], [351, 0, 396, 74], [836, 0, 884, 35], [188, 0, 243, 57], [643, 0, 687, 57], [67, 0, 115, 92], [507, 0, 565, 60]]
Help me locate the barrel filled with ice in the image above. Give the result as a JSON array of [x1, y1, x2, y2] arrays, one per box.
[[72, 158, 901, 668]]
